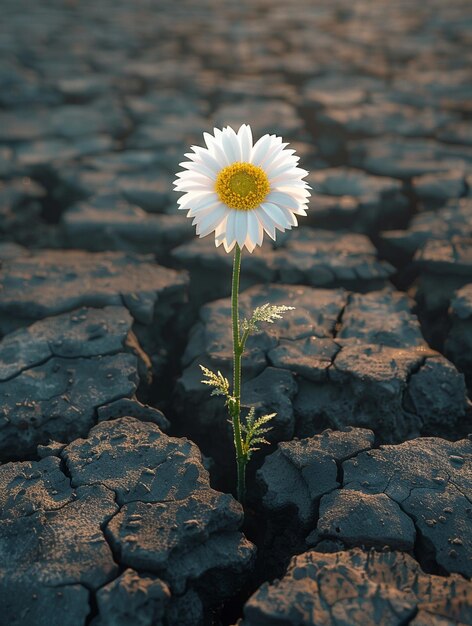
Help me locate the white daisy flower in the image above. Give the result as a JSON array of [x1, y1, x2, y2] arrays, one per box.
[[174, 124, 311, 253]]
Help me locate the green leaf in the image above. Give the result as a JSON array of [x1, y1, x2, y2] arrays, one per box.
[[241, 408, 276, 460], [241, 303, 295, 336], [200, 365, 230, 399], [253, 414, 275, 429]]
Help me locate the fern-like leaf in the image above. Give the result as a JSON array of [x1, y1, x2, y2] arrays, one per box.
[[200, 365, 230, 399], [241, 303, 295, 336], [240, 406, 255, 435], [241, 407, 276, 460]]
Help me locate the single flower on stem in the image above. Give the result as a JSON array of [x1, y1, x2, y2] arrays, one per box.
[[174, 124, 310, 504]]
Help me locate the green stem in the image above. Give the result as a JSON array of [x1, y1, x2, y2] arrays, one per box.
[[231, 244, 246, 503]]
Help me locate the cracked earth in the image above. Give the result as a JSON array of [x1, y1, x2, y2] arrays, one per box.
[[0, 0, 472, 624]]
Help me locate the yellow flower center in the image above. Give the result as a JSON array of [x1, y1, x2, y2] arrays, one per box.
[[215, 162, 270, 210]]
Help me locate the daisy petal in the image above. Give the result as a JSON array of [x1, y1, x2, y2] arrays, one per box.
[[223, 238, 236, 252], [264, 151, 298, 176], [250, 134, 273, 166], [204, 129, 230, 166], [267, 161, 302, 180], [247, 210, 263, 247], [234, 211, 248, 247], [215, 227, 229, 249], [221, 126, 241, 163], [274, 179, 311, 189], [179, 160, 216, 180], [270, 167, 309, 185], [266, 191, 299, 208], [174, 171, 212, 186], [278, 205, 299, 227], [177, 192, 213, 211], [261, 202, 292, 232], [289, 205, 308, 217], [257, 137, 287, 169], [195, 205, 229, 237], [187, 199, 223, 218], [189, 147, 222, 175], [255, 206, 277, 240], [245, 238, 256, 253], [238, 124, 253, 162], [174, 181, 211, 192], [225, 211, 238, 250]]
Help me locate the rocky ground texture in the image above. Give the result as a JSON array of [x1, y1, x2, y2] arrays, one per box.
[[0, 0, 471, 624]]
